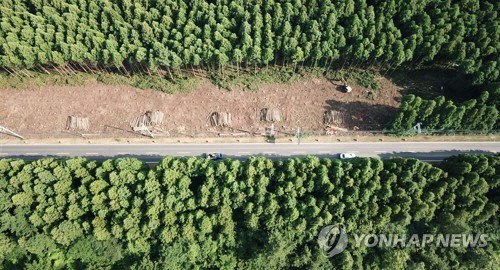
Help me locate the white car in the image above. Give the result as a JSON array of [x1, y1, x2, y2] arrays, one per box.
[[340, 153, 356, 159]]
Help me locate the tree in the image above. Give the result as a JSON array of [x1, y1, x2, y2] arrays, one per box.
[[1, 154, 499, 268]]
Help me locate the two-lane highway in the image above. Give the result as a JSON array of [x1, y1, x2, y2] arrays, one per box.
[[0, 142, 498, 162]]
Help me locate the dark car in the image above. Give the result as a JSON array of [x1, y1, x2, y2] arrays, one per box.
[[204, 152, 223, 160]]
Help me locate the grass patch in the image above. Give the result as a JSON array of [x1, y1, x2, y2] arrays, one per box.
[[96, 73, 201, 94], [325, 68, 380, 90], [0, 66, 381, 93], [208, 66, 315, 91], [0, 72, 202, 94], [0, 73, 92, 89]]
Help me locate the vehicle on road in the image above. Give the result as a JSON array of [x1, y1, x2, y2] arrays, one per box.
[[204, 152, 223, 160], [340, 153, 356, 159]]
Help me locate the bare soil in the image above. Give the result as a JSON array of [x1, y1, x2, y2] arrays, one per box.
[[0, 76, 401, 139]]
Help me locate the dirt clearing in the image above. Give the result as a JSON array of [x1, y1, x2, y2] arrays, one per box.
[[0, 76, 401, 139]]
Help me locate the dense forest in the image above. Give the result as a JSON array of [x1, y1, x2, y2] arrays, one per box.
[[0, 154, 498, 269], [391, 90, 500, 133], [0, 0, 498, 85]]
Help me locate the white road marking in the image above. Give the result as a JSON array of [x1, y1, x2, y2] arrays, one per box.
[[146, 152, 159, 155], [117, 152, 130, 155], [56, 152, 70, 155], [0, 153, 8, 155], [264, 151, 277, 154], [177, 152, 191, 154], [238, 151, 250, 154], [85, 152, 99, 155], [374, 151, 388, 153], [293, 151, 306, 154], [318, 151, 331, 154], [25, 152, 39, 155]]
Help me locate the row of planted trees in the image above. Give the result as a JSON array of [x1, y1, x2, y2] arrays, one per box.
[[0, 154, 498, 269], [391, 90, 500, 133], [0, 0, 498, 84]]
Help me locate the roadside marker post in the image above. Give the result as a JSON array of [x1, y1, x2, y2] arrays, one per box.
[[297, 128, 301, 145], [412, 122, 422, 134]]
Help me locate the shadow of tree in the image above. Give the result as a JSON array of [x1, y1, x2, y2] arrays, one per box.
[[324, 100, 397, 130], [384, 68, 467, 101], [4, 151, 496, 167], [377, 149, 497, 161]]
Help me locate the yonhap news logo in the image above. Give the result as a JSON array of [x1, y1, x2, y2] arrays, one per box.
[[317, 224, 348, 257], [317, 223, 489, 258]]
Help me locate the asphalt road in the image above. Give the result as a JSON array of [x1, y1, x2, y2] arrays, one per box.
[[0, 142, 498, 162]]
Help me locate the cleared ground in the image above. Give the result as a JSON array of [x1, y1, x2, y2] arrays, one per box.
[[0, 75, 402, 139]]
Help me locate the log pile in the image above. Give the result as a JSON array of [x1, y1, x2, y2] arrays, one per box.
[[130, 111, 164, 129], [323, 110, 347, 126], [66, 116, 89, 130], [209, 112, 232, 127], [0, 125, 24, 139], [260, 108, 281, 122]]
